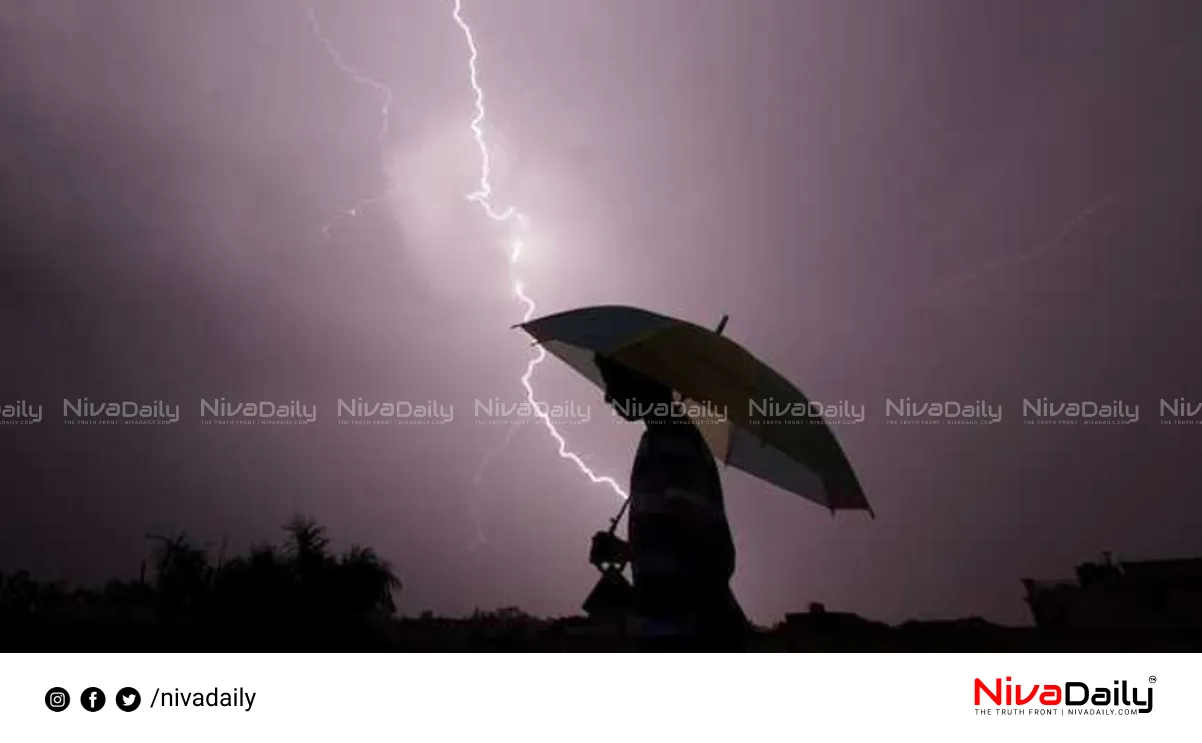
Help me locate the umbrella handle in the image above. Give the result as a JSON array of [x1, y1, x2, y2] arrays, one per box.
[[608, 496, 630, 534]]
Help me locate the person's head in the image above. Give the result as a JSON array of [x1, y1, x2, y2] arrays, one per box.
[[594, 353, 674, 422]]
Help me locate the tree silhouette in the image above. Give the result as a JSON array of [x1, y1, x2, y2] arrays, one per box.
[[4, 518, 1202, 651], [336, 546, 401, 614], [147, 531, 211, 620], [284, 516, 330, 572]]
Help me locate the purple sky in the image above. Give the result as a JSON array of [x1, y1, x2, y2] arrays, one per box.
[[2, 0, 1201, 625]]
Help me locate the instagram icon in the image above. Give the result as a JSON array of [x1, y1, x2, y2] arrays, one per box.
[[44, 687, 70, 712]]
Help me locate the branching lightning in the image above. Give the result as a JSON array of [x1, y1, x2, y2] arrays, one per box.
[[473, 421, 521, 485], [304, 0, 627, 514], [938, 195, 1117, 297], [303, 0, 396, 239], [451, 0, 627, 502]]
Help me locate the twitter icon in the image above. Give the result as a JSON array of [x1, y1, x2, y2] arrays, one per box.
[[116, 687, 141, 712]]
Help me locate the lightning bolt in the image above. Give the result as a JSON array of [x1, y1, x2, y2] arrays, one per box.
[[303, 1, 396, 239], [305, 0, 627, 526], [472, 421, 521, 486], [467, 421, 520, 548], [938, 195, 1117, 298], [451, 0, 627, 504]]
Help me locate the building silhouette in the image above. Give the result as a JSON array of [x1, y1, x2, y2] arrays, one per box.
[[1023, 552, 1202, 632]]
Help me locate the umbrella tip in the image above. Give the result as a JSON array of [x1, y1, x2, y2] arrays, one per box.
[[715, 313, 729, 335]]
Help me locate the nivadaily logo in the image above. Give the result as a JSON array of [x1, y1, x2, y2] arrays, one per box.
[[974, 677, 1153, 716]]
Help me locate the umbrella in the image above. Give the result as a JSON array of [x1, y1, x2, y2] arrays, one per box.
[[517, 304, 872, 516]]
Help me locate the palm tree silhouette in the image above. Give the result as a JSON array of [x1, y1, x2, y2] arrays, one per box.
[[146, 532, 210, 619], [337, 545, 401, 614]]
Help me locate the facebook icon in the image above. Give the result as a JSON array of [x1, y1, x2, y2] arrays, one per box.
[[81, 687, 106, 712]]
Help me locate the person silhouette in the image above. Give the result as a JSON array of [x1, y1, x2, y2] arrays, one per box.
[[591, 352, 749, 651]]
